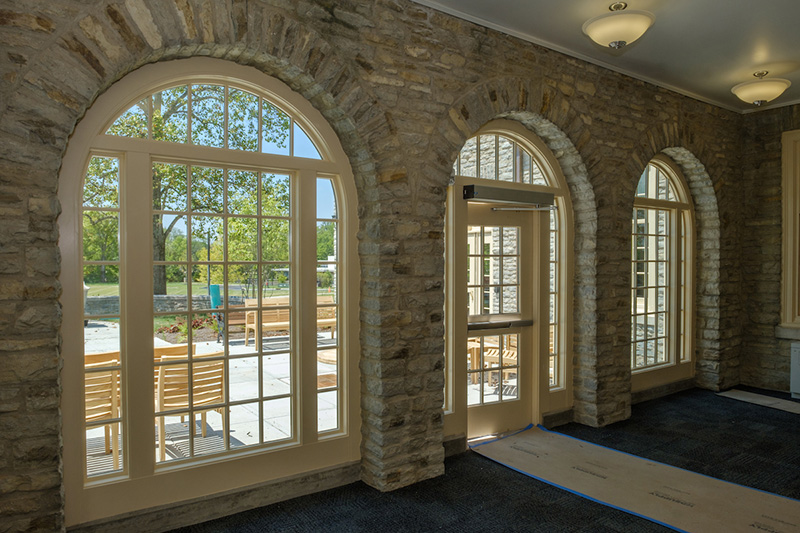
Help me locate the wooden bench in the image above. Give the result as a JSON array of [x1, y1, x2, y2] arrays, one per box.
[[244, 295, 337, 346]]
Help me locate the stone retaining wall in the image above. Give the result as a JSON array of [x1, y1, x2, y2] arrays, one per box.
[[83, 295, 247, 316]]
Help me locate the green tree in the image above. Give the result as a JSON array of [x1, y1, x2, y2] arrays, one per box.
[[83, 156, 120, 283], [316, 222, 335, 260]]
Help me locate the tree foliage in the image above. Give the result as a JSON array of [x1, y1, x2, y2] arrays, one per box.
[[99, 83, 293, 294]]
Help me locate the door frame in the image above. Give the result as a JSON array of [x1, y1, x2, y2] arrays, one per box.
[[445, 178, 549, 438]]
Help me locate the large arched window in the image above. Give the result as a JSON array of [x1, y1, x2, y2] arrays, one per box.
[[59, 59, 359, 526], [631, 156, 694, 390]]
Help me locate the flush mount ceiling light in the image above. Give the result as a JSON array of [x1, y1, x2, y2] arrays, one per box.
[[731, 71, 792, 106], [582, 2, 655, 50]]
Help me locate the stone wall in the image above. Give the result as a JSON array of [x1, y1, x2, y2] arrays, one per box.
[[83, 295, 247, 315], [0, 0, 750, 530], [741, 105, 800, 389]]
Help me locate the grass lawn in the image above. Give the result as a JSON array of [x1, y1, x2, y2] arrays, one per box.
[[86, 282, 212, 297]]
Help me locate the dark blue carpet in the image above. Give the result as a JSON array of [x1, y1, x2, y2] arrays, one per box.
[[173, 388, 800, 532]]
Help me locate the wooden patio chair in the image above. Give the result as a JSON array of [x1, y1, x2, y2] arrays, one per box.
[[84, 350, 120, 470], [156, 352, 225, 461]]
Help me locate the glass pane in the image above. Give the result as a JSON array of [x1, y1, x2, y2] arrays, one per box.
[[317, 178, 337, 219], [467, 256, 481, 285], [503, 227, 519, 254], [84, 317, 120, 354], [502, 257, 518, 284], [164, 222, 188, 262], [317, 221, 336, 261], [228, 88, 259, 151], [85, 421, 122, 476], [228, 217, 258, 262], [482, 374, 499, 403], [153, 266, 188, 312], [317, 265, 337, 304], [467, 373, 480, 406], [83, 271, 120, 316], [262, 397, 292, 443], [263, 264, 290, 298], [262, 219, 290, 262], [228, 356, 259, 402], [152, 86, 188, 143], [293, 122, 321, 159], [261, 174, 290, 217], [467, 285, 481, 316], [317, 307, 337, 342], [227, 264, 259, 301], [190, 84, 225, 148], [192, 408, 225, 457], [106, 98, 149, 138], [259, 307, 291, 342], [531, 160, 547, 185], [485, 226, 501, 255], [83, 156, 119, 208], [261, 101, 290, 155], [317, 349, 337, 390], [479, 135, 496, 180], [520, 147, 531, 185], [502, 286, 518, 313], [227, 169, 258, 215], [191, 166, 224, 213], [318, 390, 338, 432], [83, 211, 119, 262], [497, 136, 515, 182], [156, 413, 187, 463], [502, 382, 518, 401], [156, 362, 189, 412], [229, 402, 259, 449], [262, 352, 291, 397], [459, 137, 477, 178], [153, 162, 187, 212], [191, 216, 223, 259]]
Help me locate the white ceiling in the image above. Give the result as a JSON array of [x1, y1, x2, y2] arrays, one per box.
[[411, 0, 800, 113]]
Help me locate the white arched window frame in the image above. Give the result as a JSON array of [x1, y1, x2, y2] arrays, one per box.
[[59, 58, 360, 526], [445, 120, 574, 423], [631, 155, 695, 390]]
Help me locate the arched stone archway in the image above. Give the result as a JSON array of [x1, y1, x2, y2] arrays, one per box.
[[431, 77, 602, 426], [625, 122, 732, 391]]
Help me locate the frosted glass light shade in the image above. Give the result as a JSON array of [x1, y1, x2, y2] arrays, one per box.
[[582, 10, 655, 49], [731, 78, 791, 105]]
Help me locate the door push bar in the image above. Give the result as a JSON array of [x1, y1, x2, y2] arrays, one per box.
[[467, 319, 534, 331]]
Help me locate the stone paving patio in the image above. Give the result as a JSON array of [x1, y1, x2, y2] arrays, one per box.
[[84, 320, 337, 475]]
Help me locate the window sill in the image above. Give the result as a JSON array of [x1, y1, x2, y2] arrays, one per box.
[[776, 324, 800, 340]]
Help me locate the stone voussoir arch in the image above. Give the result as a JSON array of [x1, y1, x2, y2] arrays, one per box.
[[628, 122, 725, 391], [432, 76, 600, 425]]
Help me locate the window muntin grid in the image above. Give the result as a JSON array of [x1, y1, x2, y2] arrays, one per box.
[[467, 334, 520, 405], [80, 80, 344, 477], [106, 84, 322, 159], [152, 162, 295, 463], [631, 162, 692, 371], [316, 177, 339, 433], [631, 207, 670, 370], [454, 134, 549, 186], [548, 206, 559, 387], [82, 155, 123, 477], [467, 225, 520, 317]]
